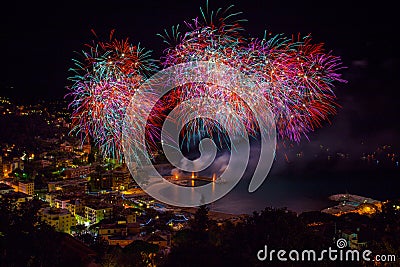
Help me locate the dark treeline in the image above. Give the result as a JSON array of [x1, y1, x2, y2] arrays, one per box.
[[1, 199, 400, 266]]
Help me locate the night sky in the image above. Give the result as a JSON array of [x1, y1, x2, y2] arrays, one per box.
[[1, 0, 398, 145]]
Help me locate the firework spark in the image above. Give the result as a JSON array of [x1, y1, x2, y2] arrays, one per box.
[[67, 4, 346, 160], [67, 31, 158, 160]]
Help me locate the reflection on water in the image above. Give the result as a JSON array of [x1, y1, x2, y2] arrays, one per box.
[[153, 159, 399, 215]]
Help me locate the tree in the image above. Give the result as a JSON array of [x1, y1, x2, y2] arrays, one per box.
[[190, 205, 210, 233], [100, 240, 159, 267], [71, 224, 87, 235], [0, 198, 71, 266]]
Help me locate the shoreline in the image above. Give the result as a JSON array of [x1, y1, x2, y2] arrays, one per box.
[[181, 207, 247, 221]]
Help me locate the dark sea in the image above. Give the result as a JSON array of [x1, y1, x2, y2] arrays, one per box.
[[157, 139, 400, 215], [210, 168, 400, 215]]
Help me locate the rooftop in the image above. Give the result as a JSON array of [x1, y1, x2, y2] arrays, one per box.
[[2, 191, 30, 199], [100, 222, 140, 229], [0, 183, 13, 191], [42, 207, 70, 215], [146, 234, 167, 242], [86, 202, 112, 210]]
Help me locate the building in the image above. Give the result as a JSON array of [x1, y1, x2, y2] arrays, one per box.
[[340, 230, 368, 250], [0, 183, 14, 194], [322, 194, 382, 216], [41, 207, 76, 234], [64, 166, 93, 179], [48, 183, 57, 193], [65, 199, 84, 216], [45, 192, 57, 206], [1, 191, 32, 204], [112, 165, 131, 191], [60, 142, 73, 152], [91, 171, 113, 190], [82, 143, 91, 155], [13, 158, 24, 171], [99, 221, 140, 237], [2, 161, 11, 178], [53, 196, 72, 209], [45, 194, 85, 223], [18, 181, 34, 195], [98, 209, 141, 247], [1, 179, 35, 196], [48, 179, 88, 194], [1, 178, 18, 191], [2, 158, 24, 177], [106, 235, 139, 247], [37, 159, 52, 168], [146, 234, 170, 248], [85, 203, 113, 224], [0, 156, 3, 178]]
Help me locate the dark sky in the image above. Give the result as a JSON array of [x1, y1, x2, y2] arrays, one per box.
[[0, 0, 395, 97], [0, 0, 398, 144]]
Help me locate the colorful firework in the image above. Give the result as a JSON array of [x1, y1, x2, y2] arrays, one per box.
[[67, 31, 158, 160], [159, 4, 346, 142], [244, 35, 346, 141], [67, 4, 346, 160]]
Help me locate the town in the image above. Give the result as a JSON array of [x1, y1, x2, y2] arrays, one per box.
[[0, 96, 399, 266]]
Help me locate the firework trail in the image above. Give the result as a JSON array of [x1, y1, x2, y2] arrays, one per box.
[[159, 3, 345, 142], [67, 30, 158, 160], [67, 3, 346, 160]]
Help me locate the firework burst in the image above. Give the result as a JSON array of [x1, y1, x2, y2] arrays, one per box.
[[67, 31, 158, 160], [67, 4, 346, 160]]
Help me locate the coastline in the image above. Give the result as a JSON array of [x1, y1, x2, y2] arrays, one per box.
[[181, 207, 247, 221]]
